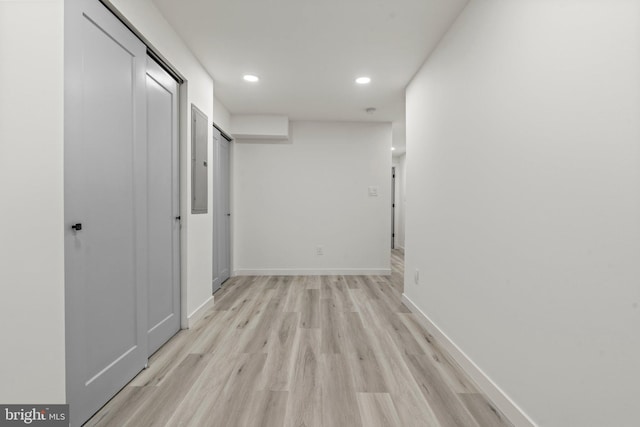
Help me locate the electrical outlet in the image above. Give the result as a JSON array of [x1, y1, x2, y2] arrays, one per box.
[[414, 269, 419, 285], [316, 245, 324, 256]]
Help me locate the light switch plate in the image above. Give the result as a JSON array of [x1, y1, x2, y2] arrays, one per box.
[[368, 186, 378, 197]]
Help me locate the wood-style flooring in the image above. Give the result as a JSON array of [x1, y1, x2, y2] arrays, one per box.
[[86, 249, 513, 427]]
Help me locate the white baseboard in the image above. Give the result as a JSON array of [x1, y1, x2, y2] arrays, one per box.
[[233, 268, 392, 276], [401, 294, 537, 427], [187, 295, 214, 328]]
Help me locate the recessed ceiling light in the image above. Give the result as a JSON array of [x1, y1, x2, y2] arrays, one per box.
[[243, 74, 259, 82], [356, 76, 371, 85], [391, 147, 396, 151]]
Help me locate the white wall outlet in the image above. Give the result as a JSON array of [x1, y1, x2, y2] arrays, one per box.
[[414, 269, 419, 285], [316, 245, 324, 255]]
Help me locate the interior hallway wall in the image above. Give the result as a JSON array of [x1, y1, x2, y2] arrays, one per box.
[[404, 1, 640, 426], [0, 0, 66, 403], [213, 96, 231, 132], [233, 121, 392, 274]]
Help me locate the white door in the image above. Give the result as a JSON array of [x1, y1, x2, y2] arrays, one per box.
[[146, 57, 181, 356], [64, 1, 148, 425]]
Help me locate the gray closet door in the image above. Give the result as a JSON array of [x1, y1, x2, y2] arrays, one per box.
[[219, 137, 232, 283], [64, 1, 148, 426], [212, 129, 231, 291], [212, 129, 222, 293], [146, 57, 181, 356]]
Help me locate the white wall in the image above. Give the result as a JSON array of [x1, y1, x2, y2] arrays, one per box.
[[108, 0, 215, 322], [0, 0, 66, 403], [234, 121, 392, 275], [392, 154, 406, 249], [405, 1, 640, 426], [213, 96, 231, 132], [230, 115, 289, 140]]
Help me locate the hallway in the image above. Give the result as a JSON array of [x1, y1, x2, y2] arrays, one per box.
[[87, 252, 512, 427]]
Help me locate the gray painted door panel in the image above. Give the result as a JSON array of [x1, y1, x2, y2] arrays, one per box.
[[65, 1, 147, 425], [220, 138, 231, 283], [212, 130, 221, 292], [146, 58, 181, 356], [212, 130, 231, 292]]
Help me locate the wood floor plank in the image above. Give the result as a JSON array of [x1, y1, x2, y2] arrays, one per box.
[[334, 276, 356, 311], [300, 288, 320, 328], [234, 288, 275, 329], [348, 288, 381, 329], [320, 298, 344, 354], [257, 312, 300, 391], [130, 308, 217, 387], [238, 390, 289, 427], [271, 276, 293, 310], [342, 312, 388, 392], [123, 353, 212, 427], [343, 275, 365, 290], [398, 312, 478, 394], [128, 330, 195, 387], [404, 352, 481, 427], [321, 354, 362, 427], [305, 275, 321, 289], [213, 276, 255, 310], [341, 311, 369, 354], [263, 275, 280, 290], [383, 311, 427, 355], [188, 308, 238, 354], [320, 276, 356, 312], [367, 326, 442, 427], [164, 354, 240, 426], [210, 275, 245, 302], [213, 352, 269, 427], [282, 275, 305, 313], [84, 386, 157, 427], [459, 393, 514, 427], [356, 393, 403, 427], [238, 300, 280, 354], [284, 329, 321, 427]]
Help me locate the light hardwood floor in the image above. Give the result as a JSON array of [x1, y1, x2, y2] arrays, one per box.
[[86, 249, 513, 427]]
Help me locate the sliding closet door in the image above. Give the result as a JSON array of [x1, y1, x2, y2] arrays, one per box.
[[146, 57, 181, 356], [64, 1, 148, 425], [212, 129, 231, 292], [219, 137, 231, 283]]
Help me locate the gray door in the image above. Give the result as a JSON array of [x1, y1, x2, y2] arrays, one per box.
[[146, 57, 181, 356], [213, 131, 231, 290], [64, 1, 148, 426], [219, 136, 231, 283], [212, 130, 221, 292]]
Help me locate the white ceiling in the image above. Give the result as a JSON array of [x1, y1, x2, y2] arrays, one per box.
[[152, 0, 468, 133]]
